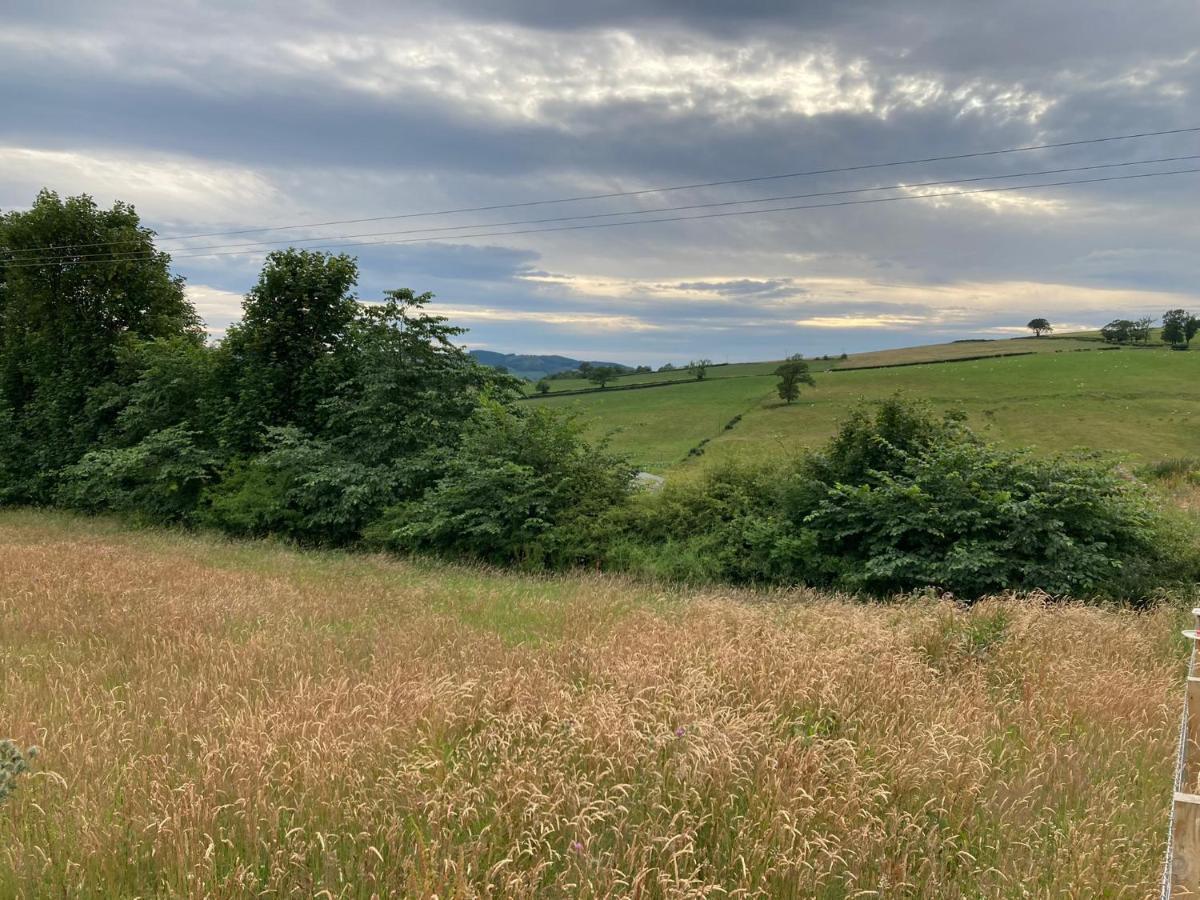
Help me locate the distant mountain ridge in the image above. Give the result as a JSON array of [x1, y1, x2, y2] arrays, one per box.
[[469, 350, 630, 381]]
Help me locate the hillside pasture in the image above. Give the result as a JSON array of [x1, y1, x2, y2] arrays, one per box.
[[701, 348, 1199, 469], [528, 346, 1199, 471], [529, 373, 778, 470]]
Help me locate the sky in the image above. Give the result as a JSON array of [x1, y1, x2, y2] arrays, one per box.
[[2, 0, 1198, 364]]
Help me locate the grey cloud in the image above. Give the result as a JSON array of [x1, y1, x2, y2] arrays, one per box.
[[1, 0, 1197, 360]]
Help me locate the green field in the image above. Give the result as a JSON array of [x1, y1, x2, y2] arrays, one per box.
[[532, 373, 779, 470], [831, 334, 1106, 369], [526, 358, 802, 394], [526, 342, 1191, 472]]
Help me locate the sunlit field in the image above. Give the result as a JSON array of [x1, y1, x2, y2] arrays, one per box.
[[0, 510, 1187, 897], [530, 345, 1195, 472]]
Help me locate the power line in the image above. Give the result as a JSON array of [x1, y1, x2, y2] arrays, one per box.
[[4, 166, 1197, 270], [6, 154, 1198, 267], [5, 124, 1199, 257]]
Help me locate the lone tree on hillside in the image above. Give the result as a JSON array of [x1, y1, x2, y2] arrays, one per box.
[[774, 359, 815, 404], [535, 379, 551, 394], [585, 365, 622, 389], [1161, 309, 1199, 349], [1027, 318, 1053, 337], [689, 359, 713, 381]]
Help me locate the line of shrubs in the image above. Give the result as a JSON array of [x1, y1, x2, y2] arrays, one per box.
[[3, 191, 1196, 603]]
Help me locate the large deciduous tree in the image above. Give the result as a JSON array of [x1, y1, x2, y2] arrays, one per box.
[[216, 249, 359, 450], [0, 190, 198, 502], [774, 359, 815, 404], [1161, 309, 1199, 349], [1026, 318, 1052, 337]]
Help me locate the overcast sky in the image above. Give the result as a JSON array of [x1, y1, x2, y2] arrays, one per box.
[[2, 1, 1198, 363]]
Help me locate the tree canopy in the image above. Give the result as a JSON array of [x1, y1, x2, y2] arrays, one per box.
[[1026, 318, 1052, 337]]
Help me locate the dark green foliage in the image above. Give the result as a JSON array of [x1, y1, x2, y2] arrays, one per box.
[[1162, 308, 1199, 348], [216, 249, 359, 450], [1100, 319, 1135, 344], [373, 401, 633, 565], [0, 191, 198, 501], [203, 427, 397, 543], [774, 359, 815, 404], [803, 438, 1163, 597], [610, 398, 1191, 600], [57, 425, 216, 523], [1026, 318, 1052, 337]]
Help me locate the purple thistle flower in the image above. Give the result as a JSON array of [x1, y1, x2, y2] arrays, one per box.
[[570, 840, 584, 853], [674, 725, 686, 738]]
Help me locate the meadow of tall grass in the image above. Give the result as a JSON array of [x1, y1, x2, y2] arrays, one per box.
[[0, 510, 1189, 897]]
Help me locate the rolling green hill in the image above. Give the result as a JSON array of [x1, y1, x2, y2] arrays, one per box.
[[526, 337, 1188, 472]]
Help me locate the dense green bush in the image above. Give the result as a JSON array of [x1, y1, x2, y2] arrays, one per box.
[[371, 401, 633, 565], [203, 427, 398, 544], [56, 425, 216, 523], [610, 398, 1195, 600]]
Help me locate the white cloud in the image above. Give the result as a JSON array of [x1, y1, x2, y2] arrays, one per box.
[[186, 284, 243, 338], [0, 146, 286, 228]]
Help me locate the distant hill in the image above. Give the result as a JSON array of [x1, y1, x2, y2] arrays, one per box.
[[469, 350, 630, 381]]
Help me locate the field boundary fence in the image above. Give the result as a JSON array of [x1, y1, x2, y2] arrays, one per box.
[[1162, 607, 1200, 897]]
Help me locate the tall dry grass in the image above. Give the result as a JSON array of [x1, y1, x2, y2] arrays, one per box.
[[0, 511, 1188, 897]]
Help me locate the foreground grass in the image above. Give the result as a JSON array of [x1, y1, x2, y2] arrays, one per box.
[[0, 510, 1187, 897]]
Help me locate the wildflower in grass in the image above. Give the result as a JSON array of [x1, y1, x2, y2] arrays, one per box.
[[570, 840, 584, 854], [674, 725, 686, 737]]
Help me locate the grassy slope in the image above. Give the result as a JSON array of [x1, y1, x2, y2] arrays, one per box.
[[529, 359, 800, 394], [702, 347, 1195, 469], [525, 342, 1190, 471], [531, 374, 780, 471], [0, 510, 1186, 897], [831, 335, 1104, 369]]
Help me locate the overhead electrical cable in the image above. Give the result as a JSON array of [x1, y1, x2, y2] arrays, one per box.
[[4, 166, 1197, 270], [4, 124, 1199, 257], [4, 154, 1198, 267]]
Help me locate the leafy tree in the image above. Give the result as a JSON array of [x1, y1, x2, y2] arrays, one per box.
[[774, 359, 815, 404], [203, 426, 398, 543], [373, 401, 633, 564], [689, 358, 712, 381], [1026, 318, 1052, 337], [216, 249, 359, 450], [206, 288, 520, 541], [586, 365, 622, 389], [320, 289, 517, 468], [0, 191, 198, 502], [1100, 319, 1134, 344], [535, 379, 551, 394], [1162, 309, 1199, 348], [1132, 316, 1155, 343], [57, 425, 216, 523], [658, 363, 676, 372]]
